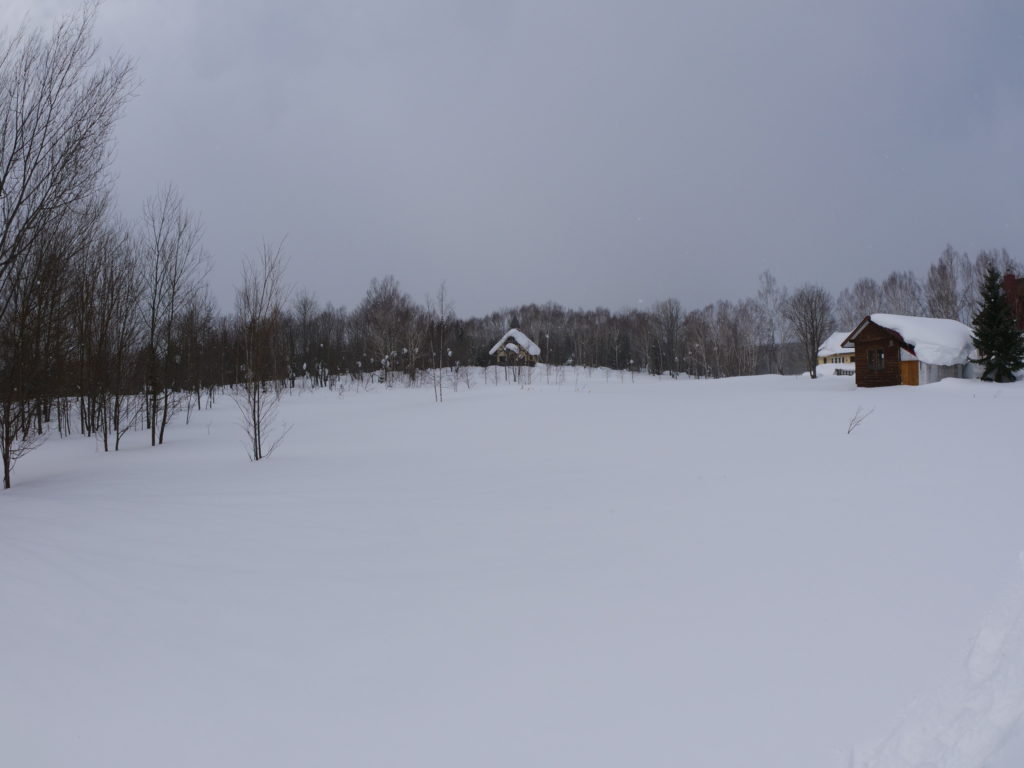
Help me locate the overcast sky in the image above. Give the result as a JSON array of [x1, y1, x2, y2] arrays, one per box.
[[4, 1, 1024, 316]]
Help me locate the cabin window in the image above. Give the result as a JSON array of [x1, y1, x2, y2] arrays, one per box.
[[868, 349, 885, 370]]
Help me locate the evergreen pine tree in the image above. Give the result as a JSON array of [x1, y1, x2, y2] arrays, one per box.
[[971, 265, 1024, 382]]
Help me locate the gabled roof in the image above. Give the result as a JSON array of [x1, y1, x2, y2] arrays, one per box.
[[489, 328, 541, 356], [842, 314, 974, 367], [818, 331, 852, 358]]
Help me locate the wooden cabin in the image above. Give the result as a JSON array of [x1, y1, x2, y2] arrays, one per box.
[[489, 329, 541, 366], [841, 314, 974, 387]]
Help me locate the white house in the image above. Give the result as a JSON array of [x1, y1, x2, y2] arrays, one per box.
[[817, 331, 855, 366]]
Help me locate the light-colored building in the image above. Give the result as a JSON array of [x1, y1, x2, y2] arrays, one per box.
[[817, 331, 855, 366]]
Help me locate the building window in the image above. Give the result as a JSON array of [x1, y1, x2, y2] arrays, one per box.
[[868, 349, 885, 370]]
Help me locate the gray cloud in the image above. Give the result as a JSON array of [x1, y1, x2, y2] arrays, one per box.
[[5, 0, 1024, 314]]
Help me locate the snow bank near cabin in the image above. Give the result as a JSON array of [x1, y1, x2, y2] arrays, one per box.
[[868, 314, 975, 367], [814, 362, 855, 378]]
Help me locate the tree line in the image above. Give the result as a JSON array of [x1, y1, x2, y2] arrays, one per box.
[[1, 6, 1020, 488]]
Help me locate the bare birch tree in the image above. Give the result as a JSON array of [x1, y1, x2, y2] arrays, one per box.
[[0, 4, 133, 315], [0, 4, 132, 486], [836, 278, 882, 330], [925, 246, 969, 321], [653, 298, 683, 375], [756, 270, 789, 375], [138, 186, 207, 446], [429, 282, 455, 402], [79, 219, 142, 451], [880, 271, 923, 316], [0, 224, 77, 487], [354, 276, 417, 385], [235, 242, 288, 461]]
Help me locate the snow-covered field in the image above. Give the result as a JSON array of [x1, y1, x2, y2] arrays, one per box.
[[3, 368, 1024, 768]]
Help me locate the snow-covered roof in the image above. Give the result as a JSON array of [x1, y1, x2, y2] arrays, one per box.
[[818, 332, 852, 357], [843, 314, 975, 367], [489, 329, 541, 356]]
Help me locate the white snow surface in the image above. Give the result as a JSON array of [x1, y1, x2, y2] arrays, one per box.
[[819, 331, 853, 357], [858, 314, 975, 367], [862, 577, 1024, 768], [3, 368, 1024, 768], [488, 328, 541, 356]]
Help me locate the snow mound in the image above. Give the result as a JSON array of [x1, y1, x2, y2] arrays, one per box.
[[859, 575, 1024, 768], [868, 314, 975, 367], [489, 328, 541, 356]]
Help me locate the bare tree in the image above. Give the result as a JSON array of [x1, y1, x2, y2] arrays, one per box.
[[0, 5, 132, 487], [107, 237, 145, 451], [847, 407, 874, 434], [652, 298, 683, 375], [683, 306, 715, 377], [726, 299, 762, 376], [428, 282, 455, 402], [138, 186, 207, 446], [756, 270, 789, 374], [968, 249, 1022, 314], [836, 278, 882, 330], [66, 199, 114, 438], [354, 276, 418, 385], [235, 242, 288, 461], [178, 286, 216, 419], [0, 4, 133, 315], [81, 219, 142, 450], [925, 246, 969, 320], [291, 289, 319, 383], [784, 284, 835, 378], [0, 255, 49, 488], [0, 223, 78, 487], [880, 270, 923, 316]]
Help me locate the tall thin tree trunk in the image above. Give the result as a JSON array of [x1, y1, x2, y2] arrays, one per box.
[[150, 389, 157, 446], [159, 388, 170, 444]]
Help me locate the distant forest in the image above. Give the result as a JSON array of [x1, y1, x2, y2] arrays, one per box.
[[1, 8, 1018, 487]]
